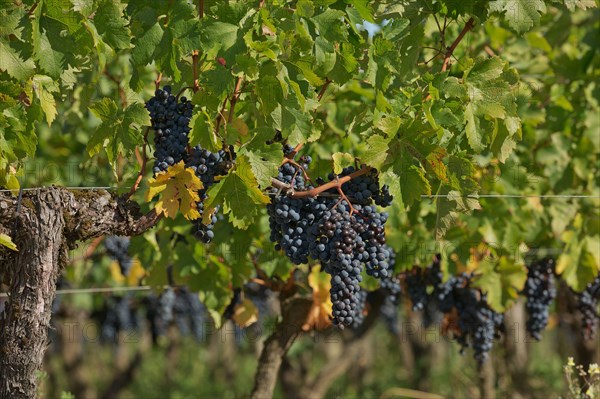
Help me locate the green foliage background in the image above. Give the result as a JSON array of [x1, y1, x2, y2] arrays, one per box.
[[1, 3, 598, 394]]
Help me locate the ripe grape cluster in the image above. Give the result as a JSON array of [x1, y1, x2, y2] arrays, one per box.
[[406, 255, 442, 311], [100, 294, 138, 343], [402, 256, 503, 363], [104, 236, 133, 276], [523, 258, 556, 340], [146, 86, 192, 174], [434, 273, 504, 364], [146, 86, 236, 243], [334, 166, 393, 206], [145, 287, 208, 343], [187, 146, 234, 243], [267, 150, 395, 328], [574, 273, 600, 340]]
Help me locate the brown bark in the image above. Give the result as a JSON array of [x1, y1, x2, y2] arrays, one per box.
[[502, 300, 528, 396], [478, 357, 495, 399], [278, 290, 387, 399], [0, 190, 66, 398], [0, 188, 161, 399], [250, 297, 312, 399]]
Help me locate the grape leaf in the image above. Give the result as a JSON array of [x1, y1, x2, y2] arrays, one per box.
[[87, 100, 149, 169], [473, 256, 527, 312], [488, 0, 547, 34], [145, 161, 203, 220], [232, 298, 259, 328], [94, 0, 131, 50], [0, 233, 18, 251], [189, 111, 220, 152], [0, 40, 36, 81], [31, 75, 58, 125], [303, 266, 333, 331], [239, 128, 282, 189], [203, 155, 270, 229], [33, 30, 66, 79], [332, 152, 355, 174]]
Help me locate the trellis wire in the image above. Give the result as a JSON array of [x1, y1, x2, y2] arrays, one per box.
[[0, 186, 597, 199], [0, 285, 167, 298]]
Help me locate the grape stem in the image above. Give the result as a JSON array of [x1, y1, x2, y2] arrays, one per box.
[[317, 78, 331, 101], [127, 127, 150, 198], [281, 158, 313, 184], [228, 77, 244, 123], [269, 165, 373, 199], [285, 143, 304, 159], [192, 51, 200, 92], [441, 17, 475, 72], [154, 73, 162, 90], [424, 17, 475, 100]]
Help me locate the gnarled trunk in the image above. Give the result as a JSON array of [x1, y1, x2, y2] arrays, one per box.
[[0, 188, 161, 398], [0, 190, 65, 398]]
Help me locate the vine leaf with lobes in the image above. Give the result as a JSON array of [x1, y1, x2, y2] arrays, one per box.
[[145, 161, 203, 220]]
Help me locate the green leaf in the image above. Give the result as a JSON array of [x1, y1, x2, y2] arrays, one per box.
[[488, 0, 547, 34], [131, 23, 164, 65], [563, 0, 597, 11], [362, 134, 391, 170], [0, 233, 18, 251], [33, 31, 66, 79], [94, 0, 131, 50], [32, 75, 59, 125], [87, 99, 148, 170], [464, 102, 484, 152], [332, 152, 354, 174], [200, 22, 239, 58], [189, 111, 220, 152], [473, 256, 527, 312], [348, 0, 374, 23], [401, 165, 432, 207], [203, 155, 270, 229], [464, 56, 504, 83], [0, 40, 36, 80], [239, 128, 282, 189], [272, 102, 312, 147]]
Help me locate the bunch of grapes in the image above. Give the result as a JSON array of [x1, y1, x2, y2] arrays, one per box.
[[186, 146, 234, 243], [406, 255, 442, 311], [309, 203, 365, 327], [145, 287, 209, 343], [104, 236, 133, 276], [335, 166, 393, 207], [406, 270, 429, 311], [432, 272, 504, 364], [145, 86, 192, 174], [523, 258, 556, 340], [100, 294, 138, 343], [574, 273, 600, 340], [146, 86, 236, 243], [352, 290, 369, 329], [267, 150, 395, 328], [172, 289, 208, 341]]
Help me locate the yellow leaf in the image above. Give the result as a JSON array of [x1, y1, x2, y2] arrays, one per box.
[[145, 161, 203, 220], [109, 258, 145, 286], [109, 260, 125, 284], [303, 266, 333, 331], [232, 298, 259, 328], [0, 233, 18, 251], [126, 259, 146, 286]]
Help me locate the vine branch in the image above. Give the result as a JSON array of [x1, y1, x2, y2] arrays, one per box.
[[128, 127, 150, 198], [441, 17, 475, 72], [317, 78, 331, 101], [270, 165, 373, 199], [192, 51, 200, 93]]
